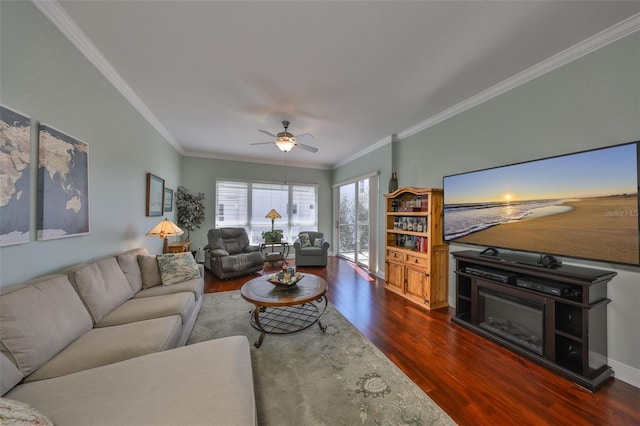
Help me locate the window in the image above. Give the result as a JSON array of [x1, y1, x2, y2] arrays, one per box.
[[216, 180, 318, 244]]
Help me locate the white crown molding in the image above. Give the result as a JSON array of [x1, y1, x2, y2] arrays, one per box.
[[333, 134, 393, 169], [32, 0, 182, 154], [182, 150, 331, 170], [396, 13, 640, 142]]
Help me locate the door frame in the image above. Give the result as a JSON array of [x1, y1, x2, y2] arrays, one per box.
[[332, 171, 378, 272]]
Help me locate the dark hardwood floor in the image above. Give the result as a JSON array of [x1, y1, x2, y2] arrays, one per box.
[[204, 256, 640, 426]]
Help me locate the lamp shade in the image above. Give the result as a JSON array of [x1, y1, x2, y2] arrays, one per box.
[[265, 209, 282, 220], [146, 218, 184, 239], [276, 140, 295, 152]]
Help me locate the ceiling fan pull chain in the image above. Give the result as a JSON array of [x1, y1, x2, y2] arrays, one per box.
[[284, 151, 287, 185]]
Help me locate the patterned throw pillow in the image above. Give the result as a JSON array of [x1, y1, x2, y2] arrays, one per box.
[[313, 238, 323, 247], [299, 233, 311, 247], [156, 252, 200, 286], [0, 397, 54, 426]]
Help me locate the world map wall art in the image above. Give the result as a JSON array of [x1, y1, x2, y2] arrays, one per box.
[[37, 124, 89, 240], [0, 106, 31, 247]]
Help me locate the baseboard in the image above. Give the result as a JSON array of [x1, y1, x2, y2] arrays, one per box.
[[609, 358, 640, 389]]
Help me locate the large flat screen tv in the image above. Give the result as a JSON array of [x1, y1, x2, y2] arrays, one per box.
[[443, 141, 640, 266]]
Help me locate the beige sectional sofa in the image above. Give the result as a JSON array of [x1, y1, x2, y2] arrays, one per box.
[[0, 248, 256, 426]]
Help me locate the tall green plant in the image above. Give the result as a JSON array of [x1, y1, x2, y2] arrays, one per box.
[[175, 186, 205, 240]]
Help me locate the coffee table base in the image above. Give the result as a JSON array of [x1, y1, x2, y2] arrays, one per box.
[[249, 297, 328, 348]]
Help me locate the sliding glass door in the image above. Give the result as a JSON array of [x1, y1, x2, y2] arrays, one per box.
[[337, 176, 374, 269]]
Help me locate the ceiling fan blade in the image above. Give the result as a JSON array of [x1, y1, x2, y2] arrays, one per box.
[[258, 130, 277, 138], [297, 143, 318, 153], [249, 142, 275, 146], [295, 133, 314, 142]]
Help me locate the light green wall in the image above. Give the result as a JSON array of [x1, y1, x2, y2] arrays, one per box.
[[181, 156, 332, 254], [339, 33, 640, 376], [0, 1, 182, 286]]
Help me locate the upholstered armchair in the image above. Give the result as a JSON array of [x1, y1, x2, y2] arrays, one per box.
[[293, 231, 330, 266], [204, 228, 264, 279]]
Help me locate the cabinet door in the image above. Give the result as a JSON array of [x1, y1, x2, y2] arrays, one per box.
[[386, 261, 404, 291], [406, 265, 428, 301]]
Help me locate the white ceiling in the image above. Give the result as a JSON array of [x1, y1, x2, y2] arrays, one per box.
[[43, 1, 640, 169]]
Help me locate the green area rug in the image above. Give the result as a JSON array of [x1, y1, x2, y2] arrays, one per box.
[[187, 291, 456, 426]]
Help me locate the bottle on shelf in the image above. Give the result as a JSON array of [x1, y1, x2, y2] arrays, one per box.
[[388, 171, 398, 193]]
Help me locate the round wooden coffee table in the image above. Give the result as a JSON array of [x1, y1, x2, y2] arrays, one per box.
[[241, 274, 328, 348]]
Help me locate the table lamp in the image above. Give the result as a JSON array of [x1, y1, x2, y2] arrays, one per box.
[[265, 209, 281, 231], [146, 217, 184, 253]]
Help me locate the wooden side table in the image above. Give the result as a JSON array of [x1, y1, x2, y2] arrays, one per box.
[[167, 240, 191, 253]]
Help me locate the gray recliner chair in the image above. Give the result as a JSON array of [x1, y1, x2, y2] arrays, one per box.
[[293, 231, 329, 267], [204, 228, 264, 279]]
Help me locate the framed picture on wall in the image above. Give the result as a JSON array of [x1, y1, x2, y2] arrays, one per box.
[[164, 187, 173, 212], [0, 105, 31, 246], [37, 124, 90, 240], [146, 173, 164, 216]]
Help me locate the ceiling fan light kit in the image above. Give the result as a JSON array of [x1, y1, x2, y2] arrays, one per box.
[[276, 140, 295, 152]]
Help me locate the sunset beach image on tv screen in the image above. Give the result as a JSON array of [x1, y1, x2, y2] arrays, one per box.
[[443, 142, 640, 265]]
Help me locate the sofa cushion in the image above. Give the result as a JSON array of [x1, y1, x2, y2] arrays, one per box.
[[7, 337, 256, 426], [157, 252, 200, 285], [67, 257, 134, 324], [0, 353, 23, 396], [0, 397, 54, 425], [138, 254, 162, 289], [313, 238, 324, 247], [299, 233, 311, 247], [117, 250, 148, 293], [299, 246, 322, 255], [24, 316, 181, 383], [0, 275, 93, 377], [134, 276, 203, 301], [96, 292, 195, 327]]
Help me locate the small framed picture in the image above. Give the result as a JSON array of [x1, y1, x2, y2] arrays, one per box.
[[164, 187, 173, 212], [146, 173, 164, 216]]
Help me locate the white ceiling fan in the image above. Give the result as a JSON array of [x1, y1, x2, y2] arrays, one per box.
[[251, 121, 318, 153]]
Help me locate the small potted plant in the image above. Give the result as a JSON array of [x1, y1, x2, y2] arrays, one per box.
[[262, 229, 283, 243]]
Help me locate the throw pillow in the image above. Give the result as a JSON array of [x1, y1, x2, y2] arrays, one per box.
[[0, 398, 54, 426], [156, 252, 200, 286], [299, 233, 311, 247], [138, 255, 162, 289], [313, 238, 323, 247]]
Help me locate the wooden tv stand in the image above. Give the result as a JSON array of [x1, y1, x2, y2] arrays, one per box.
[[451, 250, 617, 391]]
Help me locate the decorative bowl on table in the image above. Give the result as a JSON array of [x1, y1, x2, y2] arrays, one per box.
[[268, 272, 303, 287]]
